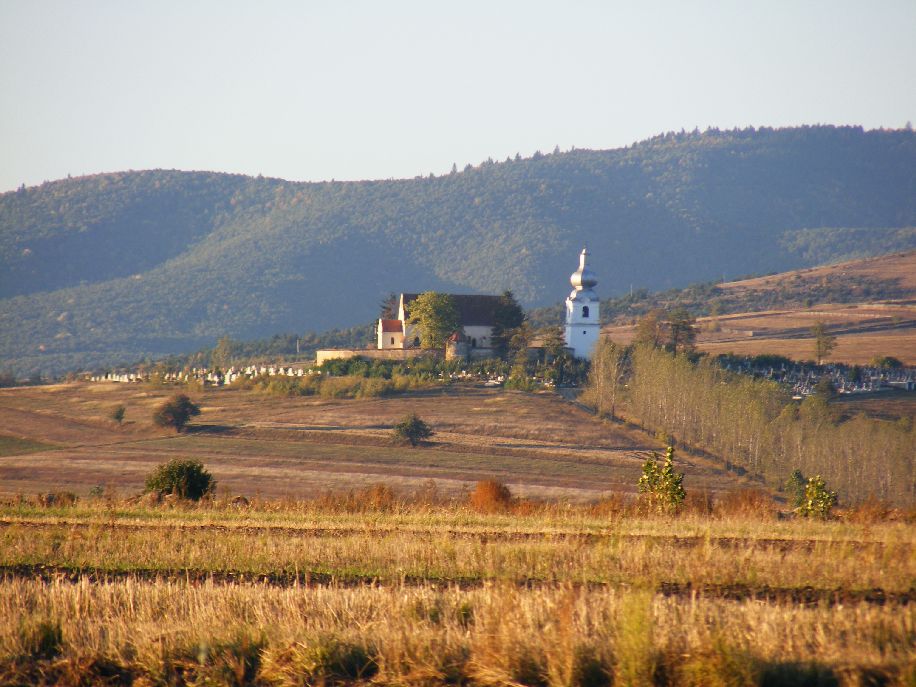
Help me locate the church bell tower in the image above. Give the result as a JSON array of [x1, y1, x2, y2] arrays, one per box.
[[565, 247, 600, 359]]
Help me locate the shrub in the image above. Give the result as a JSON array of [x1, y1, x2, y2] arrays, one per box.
[[144, 459, 215, 501], [109, 404, 126, 425], [469, 480, 512, 512], [795, 475, 837, 519], [785, 469, 807, 509], [637, 446, 685, 514], [392, 413, 433, 446], [871, 355, 903, 369], [152, 394, 200, 432]]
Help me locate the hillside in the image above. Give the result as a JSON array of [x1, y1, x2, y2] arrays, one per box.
[[2, 125, 916, 375], [598, 251, 916, 364]]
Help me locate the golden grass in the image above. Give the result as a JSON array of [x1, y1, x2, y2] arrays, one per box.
[[1, 501, 913, 592], [1, 579, 914, 686], [1, 499, 914, 685]]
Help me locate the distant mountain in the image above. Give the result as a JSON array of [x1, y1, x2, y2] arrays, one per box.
[[2, 125, 915, 375]]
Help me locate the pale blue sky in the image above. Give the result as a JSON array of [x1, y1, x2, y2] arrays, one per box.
[[1, 0, 914, 192]]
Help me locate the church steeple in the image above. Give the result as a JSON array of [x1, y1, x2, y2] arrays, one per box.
[[564, 247, 600, 359], [569, 247, 598, 292]]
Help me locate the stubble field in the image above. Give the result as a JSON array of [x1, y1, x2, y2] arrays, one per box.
[[0, 500, 914, 686]]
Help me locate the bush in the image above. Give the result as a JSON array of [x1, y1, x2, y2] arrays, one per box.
[[785, 469, 807, 509], [152, 394, 201, 432], [795, 475, 837, 519], [637, 446, 685, 514], [144, 459, 215, 501], [392, 414, 433, 446], [469, 480, 512, 512], [109, 404, 126, 425]]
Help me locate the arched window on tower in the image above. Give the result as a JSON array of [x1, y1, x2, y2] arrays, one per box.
[[413, 336, 420, 347], [582, 306, 589, 318]]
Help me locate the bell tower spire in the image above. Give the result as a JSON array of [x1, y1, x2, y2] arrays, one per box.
[[564, 247, 600, 359]]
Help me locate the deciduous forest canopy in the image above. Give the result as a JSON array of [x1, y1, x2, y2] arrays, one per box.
[[2, 126, 915, 375]]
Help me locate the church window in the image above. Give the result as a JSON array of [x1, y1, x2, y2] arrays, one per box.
[[583, 330, 587, 335], [582, 306, 589, 318], [390, 337, 394, 345], [471, 338, 477, 348], [414, 336, 420, 347]]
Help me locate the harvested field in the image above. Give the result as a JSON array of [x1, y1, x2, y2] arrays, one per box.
[[1, 501, 914, 686], [0, 382, 746, 500], [604, 300, 916, 364]]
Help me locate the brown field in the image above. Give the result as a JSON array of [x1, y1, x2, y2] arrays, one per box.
[[0, 382, 752, 501], [602, 251, 916, 364], [718, 250, 916, 293], [605, 301, 916, 365]]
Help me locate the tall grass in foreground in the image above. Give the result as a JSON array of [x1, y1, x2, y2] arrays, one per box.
[[1, 580, 913, 686]]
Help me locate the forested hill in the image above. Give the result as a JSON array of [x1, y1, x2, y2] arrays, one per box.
[[2, 125, 916, 375]]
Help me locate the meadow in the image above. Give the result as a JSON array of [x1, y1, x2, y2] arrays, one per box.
[[1, 497, 914, 686]]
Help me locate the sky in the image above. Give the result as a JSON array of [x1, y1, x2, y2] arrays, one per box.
[[1, 0, 914, 192]]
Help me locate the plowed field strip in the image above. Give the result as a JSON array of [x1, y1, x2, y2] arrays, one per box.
[[1, 564, 910, 606]]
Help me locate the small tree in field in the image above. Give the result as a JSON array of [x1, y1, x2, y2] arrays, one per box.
[[152, 394, 200, 433], [811, 322, 837, 365], [144, 459, 214, 501], [795, 475, 837, 519], [109, 404, 126, 425], [785, 469, 807, 509], [637, 446, 685, 514], [392, 414, 433, 446]]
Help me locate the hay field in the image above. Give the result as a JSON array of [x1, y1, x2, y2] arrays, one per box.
[[0, 382, 749, 501], [1, 500, 914, 686]]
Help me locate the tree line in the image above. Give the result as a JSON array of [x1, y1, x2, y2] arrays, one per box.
[[585, 341, 914, 505]]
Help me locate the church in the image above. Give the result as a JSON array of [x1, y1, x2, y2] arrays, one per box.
[[375, 248, 600, 360], [377, 293, 505, 354]]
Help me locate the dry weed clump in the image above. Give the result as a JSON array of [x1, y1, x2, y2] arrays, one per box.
[[714, 487, 778, 518], [468, 480, 512, 513]]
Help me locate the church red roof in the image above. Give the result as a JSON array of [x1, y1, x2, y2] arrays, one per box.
[[380, 319, 402, 333]]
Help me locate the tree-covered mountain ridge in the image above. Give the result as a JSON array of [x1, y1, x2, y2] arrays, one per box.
[[2, 125, 915, 375]]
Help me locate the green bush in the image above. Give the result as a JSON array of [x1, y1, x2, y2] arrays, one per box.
[[392, 414, 433, 446], [795, 475, 837, 519], [144, 459, 215, 501], [152, 394, 200, 433], [785, 469, 807, 509], [637, 446, 686, 514]]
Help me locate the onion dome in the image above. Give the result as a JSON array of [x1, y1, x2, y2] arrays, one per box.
[[568, 247, 598, 301]]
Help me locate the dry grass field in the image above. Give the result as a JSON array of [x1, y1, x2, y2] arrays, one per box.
[[603, 302, 916, 363], [0, 382, 752, 502], [603, 251, 916, 364], [0, 500, 914, 686]]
